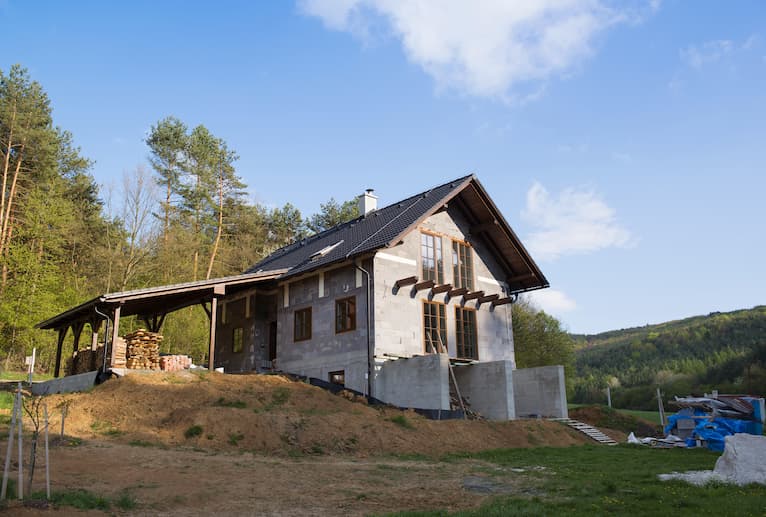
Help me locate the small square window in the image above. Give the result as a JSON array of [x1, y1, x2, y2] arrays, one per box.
[[232, 327, 244, 353], [329, 370, 345, 386], [294, 308, 312, 342]]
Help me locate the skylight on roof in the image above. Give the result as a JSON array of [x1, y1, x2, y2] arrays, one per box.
[[310, 240, 344, 261]]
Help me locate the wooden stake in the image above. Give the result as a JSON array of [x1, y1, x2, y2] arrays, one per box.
[[44, 403, 50, 500], [16, 384, 22, 499], [1, 387, 17, 499]]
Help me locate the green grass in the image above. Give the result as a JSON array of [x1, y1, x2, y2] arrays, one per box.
[[386, 445, 766, 516], [255, 387, 291, 412], [617, 408, 663, 425], [0, 371, 53, 382], [0, 391, 15, 410], [215, 397, 247, 409], [388, 414, 414, 429], [48, 489, 111, 510], [184, 425, 203, 439]]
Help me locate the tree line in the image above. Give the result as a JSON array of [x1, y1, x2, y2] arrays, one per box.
[[572, 306, 766, 409]]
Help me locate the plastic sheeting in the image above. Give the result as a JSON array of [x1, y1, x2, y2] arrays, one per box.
[[664, 408, 757, 452]]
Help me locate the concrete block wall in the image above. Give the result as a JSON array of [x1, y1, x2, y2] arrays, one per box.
[[215, 291, 277, 372], [374, 353, 450, 410], [276, 263, 371, 394], [512, 365, 568, 418], [453, 360, 516, 420], [373, 206, 515, 363]]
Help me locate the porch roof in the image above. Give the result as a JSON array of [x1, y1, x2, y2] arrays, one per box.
[[36, 269, 287, 331]]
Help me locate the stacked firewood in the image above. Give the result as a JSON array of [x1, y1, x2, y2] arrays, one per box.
[[112, 337, 126, 368], [159, 355, 192, 372], [65, 346, 107, 375], [125, 329, 162, 370]]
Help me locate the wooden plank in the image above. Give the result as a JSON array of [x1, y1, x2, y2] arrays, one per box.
[[394, 276, 418, 289], [431, 283, 452, 294], [478, 294, 499, 304], [448, 287, 468, 297], [462, 290, 484, 301], [492, 297, 513, 306], [414, 279, 435, 291], [208, 296, 218, 371]]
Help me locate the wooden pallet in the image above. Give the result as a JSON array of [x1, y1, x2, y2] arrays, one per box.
[[550, 418, 619, 445]]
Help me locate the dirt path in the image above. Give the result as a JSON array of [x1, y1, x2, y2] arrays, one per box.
[[4, 440, 530, 515]]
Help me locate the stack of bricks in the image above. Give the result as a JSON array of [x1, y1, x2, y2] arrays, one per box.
[[125, 329, 161, 370], [159, 355, 192, 372]]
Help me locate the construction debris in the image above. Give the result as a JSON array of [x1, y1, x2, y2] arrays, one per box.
[[663, 394, 765, 451], [159, 355, 192, 372]]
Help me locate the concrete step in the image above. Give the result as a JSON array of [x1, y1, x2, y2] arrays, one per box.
[[549, 418, 619, 445]]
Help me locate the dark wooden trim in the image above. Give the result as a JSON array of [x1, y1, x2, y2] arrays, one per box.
[[454, 306, 479, 361], [492, 297, 514, 306], [414, 279, 436, 291], [394, 276, 418, 289], [471, 220, 499, 234], [448, 287, 468, 297], [462, 290, 484, 301], [478, 294, 499, 304], [54, 327, 67, 378], [431, 283, 452, 294]]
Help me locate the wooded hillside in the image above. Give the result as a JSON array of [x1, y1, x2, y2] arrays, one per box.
[[0, 65, 359, 371], [571, 306, 766, 409]]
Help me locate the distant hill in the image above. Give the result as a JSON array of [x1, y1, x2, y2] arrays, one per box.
[[570, 306, 766, 409]]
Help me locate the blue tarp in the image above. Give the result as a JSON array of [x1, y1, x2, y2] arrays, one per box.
[[665, 408, 757, 452]]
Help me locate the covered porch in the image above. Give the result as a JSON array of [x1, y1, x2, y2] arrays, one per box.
[[36, 269, 286, 377]]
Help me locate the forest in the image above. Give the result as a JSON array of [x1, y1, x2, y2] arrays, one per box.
[[571, 305, 766, 409], [0, 65, 358, 371]]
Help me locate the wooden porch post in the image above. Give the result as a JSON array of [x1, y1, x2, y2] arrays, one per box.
[[90, 319, 102, 351], [110, 305, 122, 368], [208, 296, 218, 371], [71, 321, 84, 357], [54, 327, 67, 378]]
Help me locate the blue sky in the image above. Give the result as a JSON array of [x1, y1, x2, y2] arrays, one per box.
[[2, 1, 765, 334]]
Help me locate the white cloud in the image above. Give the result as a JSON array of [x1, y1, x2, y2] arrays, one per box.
[[522, 182, 634, 261], [680, 35, 760, 69], [525, 288, 577, 315], [300, 0, 657, 101]]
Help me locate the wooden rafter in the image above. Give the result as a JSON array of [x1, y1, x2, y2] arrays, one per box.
[[431, 283, 452, 294], [394, 276, 418, 289], [448, 287, 468, 297], [414, 279, 435, 291], [478, 294, 499, 304], [462, 290, 484, 301]]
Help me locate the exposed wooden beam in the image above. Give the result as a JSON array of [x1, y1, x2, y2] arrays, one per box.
[[492, 297, 514, 307], [110, 305, 122, 369], [414, 279, 435, 291], [448, 287, 468, 297], [54, 327, 67, 378], [462, 290, 484, 301], [208, 296, 218, 371], [431, 283, 452, 294], [478, 294, 499, 304], [394, 276, 418, 289]]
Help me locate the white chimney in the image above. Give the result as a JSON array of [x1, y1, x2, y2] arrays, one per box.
[[358, 188, 378, 216]]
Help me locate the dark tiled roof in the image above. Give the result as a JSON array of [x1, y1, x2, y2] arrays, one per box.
[[246, 174, 475, 278]]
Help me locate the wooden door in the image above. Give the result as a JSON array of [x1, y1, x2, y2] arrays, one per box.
[[268, 321, 277, 361]]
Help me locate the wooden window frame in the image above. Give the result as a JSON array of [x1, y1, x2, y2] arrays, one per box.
[[455, 307, 478, 360], [420, 230, 444, 284], [335, 296, 357, 334], [451, 239, 475, 291], [293, 307, 312, 342], [232, 327, 244, 353], [422, 300, 447, 354]]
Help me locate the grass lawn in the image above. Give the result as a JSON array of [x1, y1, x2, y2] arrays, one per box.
[[0, 370, 53, 382], [386, 444, 766, 516], [569, 403, 662, 425]]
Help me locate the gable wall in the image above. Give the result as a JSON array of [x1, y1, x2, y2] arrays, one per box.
[[372, 206, 515, 365]]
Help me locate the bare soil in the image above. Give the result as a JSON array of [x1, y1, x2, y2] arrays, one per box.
[[1, 371, 593, 515]]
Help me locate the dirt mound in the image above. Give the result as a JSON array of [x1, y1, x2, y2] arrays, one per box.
[[48, 371, 587, 456], [569, 405, 660, 441]]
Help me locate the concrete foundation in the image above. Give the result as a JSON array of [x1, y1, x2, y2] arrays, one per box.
[[453, 360, 516, 420], [512, 365, 568, 418], [374, 354, 450, 410]]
